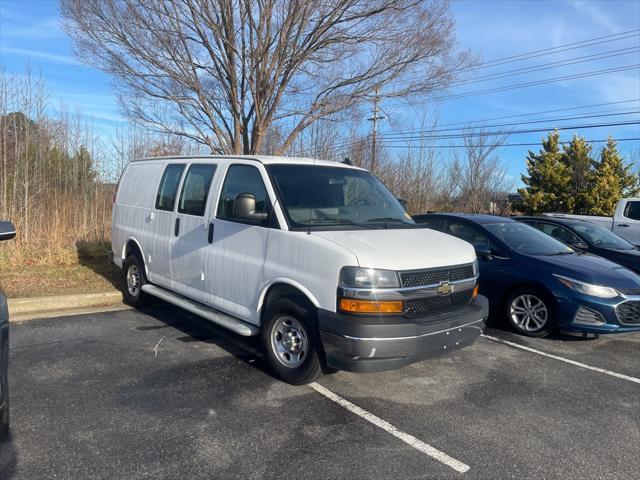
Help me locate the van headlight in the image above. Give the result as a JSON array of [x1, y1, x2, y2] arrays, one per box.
[[554, 275, 619, 299], [473, 259, 479, 276], [340, 267, 400, 289]]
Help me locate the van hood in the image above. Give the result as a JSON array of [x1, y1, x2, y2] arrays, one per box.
[[313, 228, 476, 271]]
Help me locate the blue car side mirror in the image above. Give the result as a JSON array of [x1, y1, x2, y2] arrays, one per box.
[[0, 221, 16, 242], [474, 244, 493, 261]]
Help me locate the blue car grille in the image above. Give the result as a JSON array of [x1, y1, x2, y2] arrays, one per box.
[[405, 290, 473, 317], [400, 263, 475, 288], [618, 288, 640, 296], [616, 301, 640, 325]]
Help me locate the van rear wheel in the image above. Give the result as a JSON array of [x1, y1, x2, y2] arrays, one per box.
[[262, 298, 322, 385], [123, 255, 151, 307]]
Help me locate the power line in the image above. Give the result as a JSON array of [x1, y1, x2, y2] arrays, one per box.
[[371, 137, 640, 149], [451, 47, 640, 87], [319, 138, 640, 156], [317, 120, 640, 157], [466, 29, 640, 71], [385, 99, 640, 130], [364, 120, 640, 142], [326, 109, 640, 150], [424, 64, 639, 102], [358, 111, 640, 141]]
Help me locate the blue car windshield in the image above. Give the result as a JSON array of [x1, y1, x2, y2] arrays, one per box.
[[485, 222, 574, 256], [571, 222, 635, 251]]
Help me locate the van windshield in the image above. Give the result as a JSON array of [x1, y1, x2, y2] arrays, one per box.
[[267, 164, 415, 230]]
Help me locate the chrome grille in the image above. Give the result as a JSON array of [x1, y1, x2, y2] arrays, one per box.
[[405, 290, 473, 316], [619, 288, 640, 296], [400, 263, 475, 288], [617, 301, 640, 325]]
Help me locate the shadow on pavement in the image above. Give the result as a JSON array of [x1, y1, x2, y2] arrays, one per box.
[[75, 239, 122, 291]]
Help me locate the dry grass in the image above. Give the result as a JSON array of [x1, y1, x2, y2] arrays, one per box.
[[0, 239, 122, 298]]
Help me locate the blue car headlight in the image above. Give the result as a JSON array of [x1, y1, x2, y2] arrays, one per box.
[[554, 274, 619, 299]]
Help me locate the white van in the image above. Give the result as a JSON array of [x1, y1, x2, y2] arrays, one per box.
[[112, 156, 488, 384]]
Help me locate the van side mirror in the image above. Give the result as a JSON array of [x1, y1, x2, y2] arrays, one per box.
[[0, 221, 16, 242], [474, 243, 493, 261], [233, 193, 268, 223]]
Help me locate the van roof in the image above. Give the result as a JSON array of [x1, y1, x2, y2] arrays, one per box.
[[131, 155, 364, 170]]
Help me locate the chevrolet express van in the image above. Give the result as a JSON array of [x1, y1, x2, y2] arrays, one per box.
[[112, 156, 488, 384]]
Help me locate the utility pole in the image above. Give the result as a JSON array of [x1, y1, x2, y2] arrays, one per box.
[[367, 87, 384, 172]]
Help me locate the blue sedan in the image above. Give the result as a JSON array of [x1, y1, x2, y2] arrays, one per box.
[[413, 213, 640, 337]]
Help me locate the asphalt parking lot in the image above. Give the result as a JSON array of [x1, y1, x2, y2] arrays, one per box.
[[1, 305, 638, 479]]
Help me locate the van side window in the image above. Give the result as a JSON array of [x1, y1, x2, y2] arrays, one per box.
[[624, 201, 640, 221], [177, 164, 217, 216], [155, 164, 185, 211], [217, 165, 269, 222]]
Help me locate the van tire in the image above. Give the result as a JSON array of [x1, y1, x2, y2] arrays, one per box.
[[122, 254, 151, 307], [261, 298, 322, 385]]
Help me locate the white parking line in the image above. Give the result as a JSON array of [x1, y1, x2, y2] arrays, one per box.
[[481, 334, 640, 385], [309, 382, 470, 474]]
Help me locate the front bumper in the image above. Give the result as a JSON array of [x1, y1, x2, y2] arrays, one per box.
[[318, 295, 488, 372], [557, 293, 640, 334]]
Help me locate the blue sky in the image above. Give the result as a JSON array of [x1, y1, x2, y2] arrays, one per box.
[[1, 0, 639, 185]]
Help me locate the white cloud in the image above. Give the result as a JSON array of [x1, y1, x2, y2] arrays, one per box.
[[1, 47, 82, 66], [569, 0, 622, 33]]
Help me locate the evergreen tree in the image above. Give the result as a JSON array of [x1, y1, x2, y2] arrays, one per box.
[[563, 135, 593, 214], [584, 137, 640, 215], [603, 137, 639, 198], [519, 131, 573, 214]]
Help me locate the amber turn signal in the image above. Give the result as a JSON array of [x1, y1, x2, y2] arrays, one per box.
[[339, 298, 403, 314], [473, 284, 479, 299]]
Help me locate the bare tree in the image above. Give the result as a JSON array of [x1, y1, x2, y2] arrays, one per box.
[[61, 0, 473, 155], [455, 127, 512, 213]]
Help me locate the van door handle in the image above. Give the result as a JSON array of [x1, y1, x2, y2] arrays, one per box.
[[174, 218, 180, 237], [208, 223, 214, 244], [618, 224, 630, 227]]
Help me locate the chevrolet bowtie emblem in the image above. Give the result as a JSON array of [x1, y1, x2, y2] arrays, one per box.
[[437, 282, 454, 295]]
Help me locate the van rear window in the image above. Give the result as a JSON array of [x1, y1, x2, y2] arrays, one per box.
[[155, 164, 185, 211]]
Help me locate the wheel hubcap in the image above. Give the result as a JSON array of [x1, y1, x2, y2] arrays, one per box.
[[510, 294, 548, 332], [126, 265, 141, 296], [270, 315, 308, 368]]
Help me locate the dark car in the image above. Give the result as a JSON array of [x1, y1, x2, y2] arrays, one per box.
[[413, 213, 640, 337], [515, 216, 640, 274], [0, 220, 16, 440]]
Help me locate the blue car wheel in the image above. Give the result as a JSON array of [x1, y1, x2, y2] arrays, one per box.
[[505, 288, 556, 337]]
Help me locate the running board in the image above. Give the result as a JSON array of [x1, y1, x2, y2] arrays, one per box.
[[141, 284, 259, 336]]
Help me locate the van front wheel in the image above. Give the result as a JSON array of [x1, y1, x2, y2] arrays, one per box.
[[262, 299, 322, 385], [123, 255, 150, 307]]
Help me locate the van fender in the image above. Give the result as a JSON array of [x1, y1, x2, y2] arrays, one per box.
[[257, 278, 321, 315], [122, 237, 149, 278]]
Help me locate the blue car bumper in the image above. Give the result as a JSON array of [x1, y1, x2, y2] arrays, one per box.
[[556, 292, 640, 333]]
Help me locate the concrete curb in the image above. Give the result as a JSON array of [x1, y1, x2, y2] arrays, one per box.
[[8, 291, 128, 322]]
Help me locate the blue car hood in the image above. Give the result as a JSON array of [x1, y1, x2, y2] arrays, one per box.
[[528, 252, 640, 288]]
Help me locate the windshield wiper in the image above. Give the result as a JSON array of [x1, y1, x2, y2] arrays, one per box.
[[307, 219, 378, 229], [548, 251, 574, 256], [365, 217, 419, 228]]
